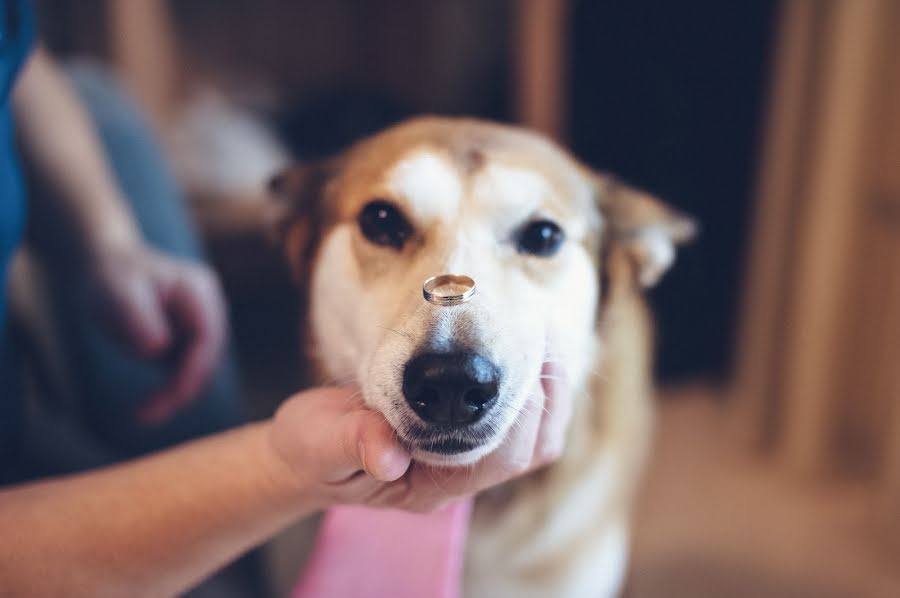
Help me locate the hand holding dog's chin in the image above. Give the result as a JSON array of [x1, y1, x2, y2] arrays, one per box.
[[266, 371, 570, 513], [266, 387, 414, 505]]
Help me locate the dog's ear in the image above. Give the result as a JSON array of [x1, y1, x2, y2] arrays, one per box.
[[595, 173, 697, 287], [267, 161, 335, 283]]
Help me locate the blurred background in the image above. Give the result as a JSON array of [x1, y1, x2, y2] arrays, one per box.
[[14, 0, 900, 596]]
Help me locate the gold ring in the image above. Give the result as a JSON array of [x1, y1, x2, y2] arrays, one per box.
[[423, 274, 476, 306]]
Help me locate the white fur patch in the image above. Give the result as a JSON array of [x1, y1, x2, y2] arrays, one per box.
[[470, 163, 549, 222], [469, 162, 591, 241], [308, 226, 367, 382], [633, 227, 675, 287], [385, 150, 463, 222]]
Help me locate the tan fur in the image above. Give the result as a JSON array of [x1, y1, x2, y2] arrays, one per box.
[[465, 248, 656, 597], [273, 117, 693, 597]]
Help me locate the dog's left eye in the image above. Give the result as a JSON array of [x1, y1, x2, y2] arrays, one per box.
[[358, 200, 413, 250], [516, 219, 565, 256]]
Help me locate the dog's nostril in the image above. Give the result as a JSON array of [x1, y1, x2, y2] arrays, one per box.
[[402, 352, 500, 427], [463, 386, 495, 408], [416, 386, 440, 409]]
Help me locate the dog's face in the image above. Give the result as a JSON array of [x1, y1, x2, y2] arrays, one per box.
[[273, 118, 693, 466]]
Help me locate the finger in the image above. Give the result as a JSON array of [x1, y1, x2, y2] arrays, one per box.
[[337, 410, 411, 483], [533, 361, 571, 465], [138, 271, 224, 423], [400, 462, 468, 512], [329, 385, 368, 410], [490, 386, 545, 474], [104, 272, 171, 358]]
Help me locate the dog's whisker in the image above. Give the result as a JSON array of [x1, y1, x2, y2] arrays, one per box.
[[316, 372, 360, 388], [376, 324, 414, 341], [511, 401, 551, 420]]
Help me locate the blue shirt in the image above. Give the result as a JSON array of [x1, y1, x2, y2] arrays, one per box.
[[0, 0, 34, 343], [0, 0, 34, 479]]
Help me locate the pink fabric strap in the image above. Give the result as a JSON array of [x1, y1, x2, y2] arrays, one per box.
[[292, 500, 474, 598]]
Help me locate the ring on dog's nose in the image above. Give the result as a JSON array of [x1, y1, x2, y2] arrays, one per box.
[[423, 274, 476, 306]]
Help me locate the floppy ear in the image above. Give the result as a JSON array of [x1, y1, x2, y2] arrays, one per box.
[[267, 161, 336, 284], [595, 173, 697, 288]]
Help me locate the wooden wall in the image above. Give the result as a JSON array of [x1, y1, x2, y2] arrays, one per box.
[[733, 0, 900, 541]]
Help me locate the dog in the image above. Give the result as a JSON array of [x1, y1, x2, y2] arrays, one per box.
[[270, 116, 694, 597]]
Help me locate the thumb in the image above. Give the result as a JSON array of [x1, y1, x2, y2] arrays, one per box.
[[271, 388, 411, 488], [332, 410, 411, 483]]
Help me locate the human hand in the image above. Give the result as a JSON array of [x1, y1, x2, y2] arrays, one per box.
[[267, 364, 571, 512], [88, 239, 227, 424]]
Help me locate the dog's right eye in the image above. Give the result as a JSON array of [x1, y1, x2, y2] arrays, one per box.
[[358, 200, 413, 250]]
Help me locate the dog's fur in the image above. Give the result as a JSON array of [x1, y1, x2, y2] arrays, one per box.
[[272, 117, 694, 597]]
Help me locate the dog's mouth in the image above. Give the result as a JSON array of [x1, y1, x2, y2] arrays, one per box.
[[402, 421, 498, 456], [418, 437, 481, 454], [388, 402, 508, 465], [397, 424, 504, 465]]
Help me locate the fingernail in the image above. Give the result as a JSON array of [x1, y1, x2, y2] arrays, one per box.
[[377, 446, 412, 481], [357, 440, 368, 474]]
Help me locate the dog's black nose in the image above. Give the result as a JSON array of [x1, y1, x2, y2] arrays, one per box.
[[402, 353, 500, 426]]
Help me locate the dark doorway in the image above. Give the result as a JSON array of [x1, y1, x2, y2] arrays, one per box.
[[570, 0, 778, 382]]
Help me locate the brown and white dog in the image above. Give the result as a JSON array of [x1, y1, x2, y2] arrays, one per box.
[[271, 117, 694, 597]]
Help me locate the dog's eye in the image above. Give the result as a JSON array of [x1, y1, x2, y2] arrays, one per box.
[[358, 200, 413, 250], [516, 219, 565, 256]]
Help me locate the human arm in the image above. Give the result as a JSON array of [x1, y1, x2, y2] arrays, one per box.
[[0, 388, 405, 598], [0, 377, 568, 597], [0, 424, 310, 598], [11, 46, 224, 421]]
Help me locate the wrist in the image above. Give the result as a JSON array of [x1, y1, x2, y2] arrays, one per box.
[[252, 420, 330, 513], [80, 203, 143, 260], [28, 193, 143, 276]]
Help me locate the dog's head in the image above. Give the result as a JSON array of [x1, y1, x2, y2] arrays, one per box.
[[272, 117, 694, 466]]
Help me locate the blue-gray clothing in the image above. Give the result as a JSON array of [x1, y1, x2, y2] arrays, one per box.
[[0, 0, 34, 481], [1, 3, 240, 482]]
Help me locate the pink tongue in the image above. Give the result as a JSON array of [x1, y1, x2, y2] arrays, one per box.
[[292, 500, 474, 598]]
